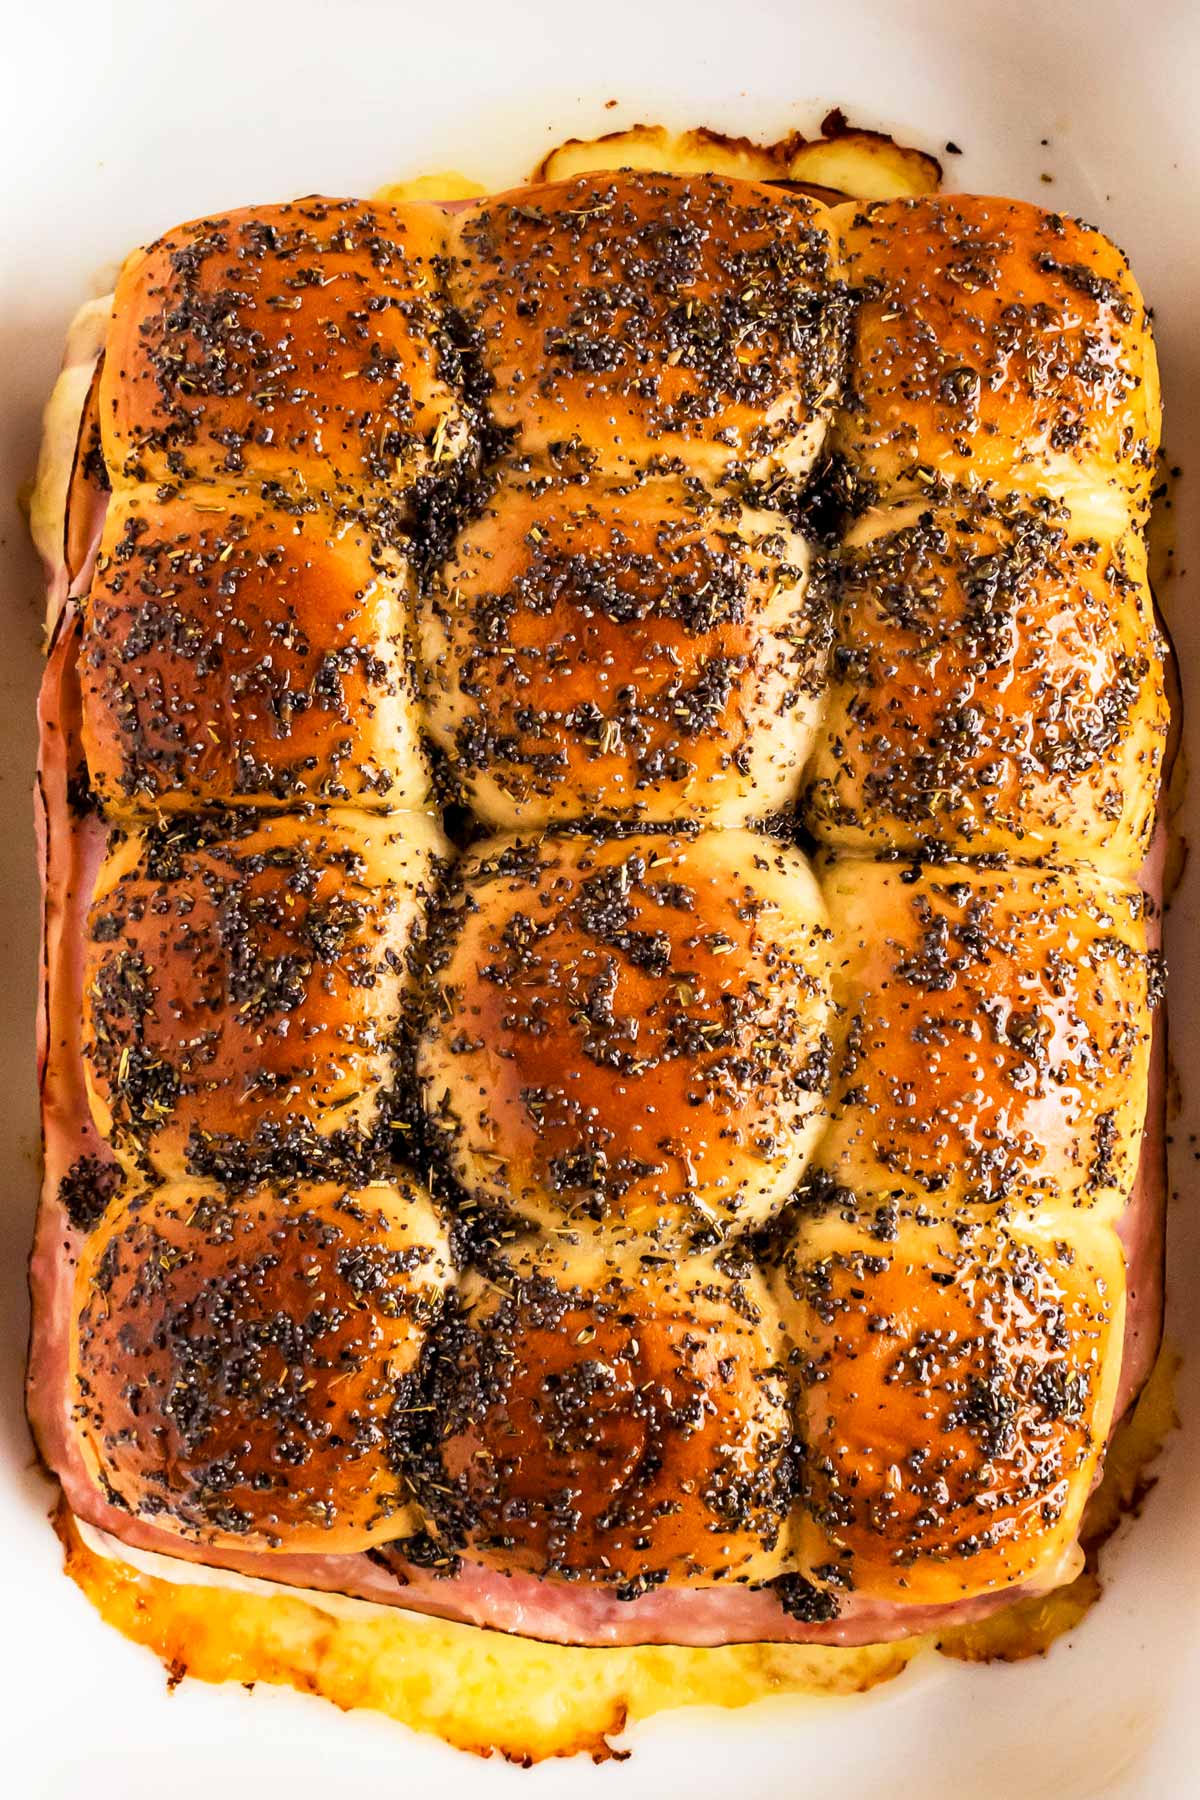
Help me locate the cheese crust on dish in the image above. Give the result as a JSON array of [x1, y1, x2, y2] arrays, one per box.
[[28, 166, 1169, 1753]]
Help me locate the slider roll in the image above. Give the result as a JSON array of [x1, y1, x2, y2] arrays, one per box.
[[805, 495, 1168, 868], [418, 828, 833, 1249], [57, 182, 1162, 1627], [406, 1236, 795, 1590], [773, 1211, 1124, 1605], [81, 492, 431, 815], [815, 856, 1155, 1222], [101, 197, 468, 503], [446, 174, 843, 484], [82, 809, 445, 1185], [834, 195, 1159, 533], [421, 469, 826, 827], [72, 1177, 452, 1552]]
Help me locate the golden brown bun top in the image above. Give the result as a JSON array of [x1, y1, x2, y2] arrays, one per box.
[[805, 491, 1168, 868], [82, 808, 445, 1185], [816, 855, 1155, 1220], [404, 1235, 793, 1589], [102, 197, 468, 503], [420, 464, 825, 828], [81, 489, 430, 815], [418, 828, 832, 1248], [774, 1211, 1124, 1603], [835, 195, 1160, 531], [72, 1177, 451, 1553], [448, 174, 841, 480]]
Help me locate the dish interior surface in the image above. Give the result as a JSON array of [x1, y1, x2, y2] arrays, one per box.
[[2, 2, 1199, 1796]]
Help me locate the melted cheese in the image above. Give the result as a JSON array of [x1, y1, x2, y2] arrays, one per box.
[[58, 1350, 1179, 1758], [532, 123, 941, 197], [63, 1511, 916, 1761], [374, 117, 941, 209], [375, 172, 487, 203], [28, 294, 111, 587]]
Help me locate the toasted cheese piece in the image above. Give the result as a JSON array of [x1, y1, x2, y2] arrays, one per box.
[[532, 122, 941, 203], [28, 294, 112, 581], [58, 1508, 918, 1761]]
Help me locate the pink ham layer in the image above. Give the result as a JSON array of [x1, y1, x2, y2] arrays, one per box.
[[26, 343, 1170, 1653]]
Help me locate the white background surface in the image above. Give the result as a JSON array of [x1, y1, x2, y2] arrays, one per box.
[[2, 2, 1198, 1794]]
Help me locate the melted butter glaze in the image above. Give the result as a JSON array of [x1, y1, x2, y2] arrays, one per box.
[[82, 808, 445, 1185], [82, 491, 430, 814], [774, 1212, 1124, 1602], [446, 174, 845, 482], [418, 828, 833, 1248], [834, 196, 1160, 534], [805, 488, 1169, 868], [815, 856, 1155, 1220], [422, 463, 826, 827], [72, 1177, 451, 1552], [51, 174, 1165, 1631]]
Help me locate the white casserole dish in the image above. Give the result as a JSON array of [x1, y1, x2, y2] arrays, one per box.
[[1, 1, 1197, 1793]]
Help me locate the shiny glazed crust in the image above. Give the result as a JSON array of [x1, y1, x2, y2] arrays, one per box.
[[804, 495, 1168, 866], [834, 195, 1160, 533], [82, 808, 445, 1183], [101, 197, 467, 499], [419, 467, 825, 827], [416, 1237, 795, 1587], [445, 175, 841, 480], [774, 1211, 1125, 1602], [71, 1177, 451, 1551], [418, 828, 832, 1244], [55, 176, 1164, 1627], [81, 492, 430, 814], [815, 857, 1154, 1217]]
